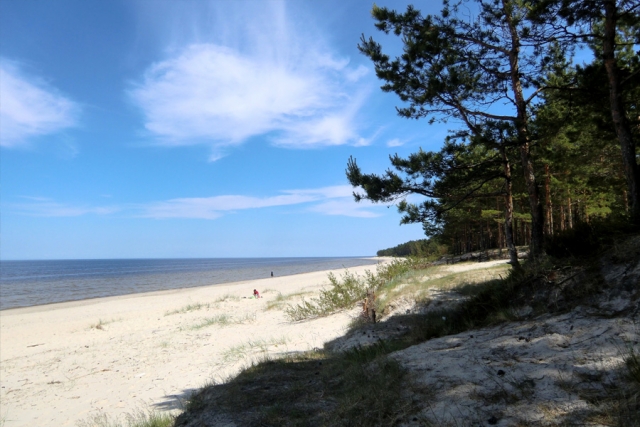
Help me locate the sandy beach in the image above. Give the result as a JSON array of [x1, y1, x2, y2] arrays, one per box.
[[0, 263, 382, 427]]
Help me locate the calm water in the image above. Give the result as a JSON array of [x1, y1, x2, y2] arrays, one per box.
[[0, 257, 379, 310]]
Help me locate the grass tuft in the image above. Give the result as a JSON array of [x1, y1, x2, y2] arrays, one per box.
[[214, 294, 240, 303], [625, 344, 640, 385], [284, 259, 413, 321], [190, 312, 256, 330], [265, 291, 313, 311], [165, 303, 210, 316], [176, 345, 418, 427], [89, 318, 120, 330], [76, 410, 174, 427]]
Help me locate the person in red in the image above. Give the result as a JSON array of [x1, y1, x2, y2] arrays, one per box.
[[253, 289, 260, 299]]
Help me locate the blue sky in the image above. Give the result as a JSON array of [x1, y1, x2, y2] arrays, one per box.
[[1, 0, 451, 260]]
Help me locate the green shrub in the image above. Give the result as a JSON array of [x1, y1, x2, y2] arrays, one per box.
[[284, 259, 414, 321]]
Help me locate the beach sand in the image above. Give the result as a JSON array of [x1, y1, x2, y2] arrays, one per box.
[[0, 263, 383, 427]]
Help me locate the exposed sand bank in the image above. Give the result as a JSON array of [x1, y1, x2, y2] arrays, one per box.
[[0, 263, 385, 427]]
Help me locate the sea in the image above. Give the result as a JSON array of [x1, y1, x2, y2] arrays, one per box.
[[0, 257, 379, 310]]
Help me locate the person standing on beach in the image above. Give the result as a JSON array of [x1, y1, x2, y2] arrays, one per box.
[[271, 271, 274, 277]]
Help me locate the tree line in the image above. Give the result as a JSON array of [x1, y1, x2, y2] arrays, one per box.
[[348, 0, 639, 267]]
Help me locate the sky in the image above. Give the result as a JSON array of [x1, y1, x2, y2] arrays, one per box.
[[1, 0, 452, 260]]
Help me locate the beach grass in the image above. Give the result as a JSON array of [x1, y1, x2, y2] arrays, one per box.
[[220, 336, 290, 364], [89, 318, 121, 330], [374, 262, 511, 318], [265, 291, 313, 311], [164, 302, 211, 316], [284, 269, 367, 321], [190, 312, 257, 330], [178, 341, 416, 427], [76, 410, 174, 427], [214, 294, 240, 303], [177, 258, 577, 425]]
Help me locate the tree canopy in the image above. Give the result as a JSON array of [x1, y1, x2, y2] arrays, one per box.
[[349, 0, 639, 259]]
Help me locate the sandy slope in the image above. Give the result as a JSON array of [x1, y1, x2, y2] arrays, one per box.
[[0, 263, 383, 427]]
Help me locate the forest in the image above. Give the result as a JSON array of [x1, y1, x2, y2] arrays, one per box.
[[347, 0, 639, 266]]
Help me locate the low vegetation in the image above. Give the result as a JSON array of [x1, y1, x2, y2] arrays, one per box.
[[76, 410, 174, 427], [264, 291, 312, 311], [214, 294, 239, 303], [164, 303, 212, 316], [89, 318, 120, 330], [79, 226, 638, 427], [219, 336, 290, 365], [284, 258, 416, 321], [189, 313, 256, 330], [174, 226, 639, 426], [174, 343, 417, 427]]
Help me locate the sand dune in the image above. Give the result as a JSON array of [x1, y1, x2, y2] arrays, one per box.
[[0, 264, 381, 427]]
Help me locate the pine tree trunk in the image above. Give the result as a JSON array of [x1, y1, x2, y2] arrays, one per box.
[[603, 0, 640, 223], [623, 189, 629, 212], [584, 190, 590, 224], [503, 0, 545, 258], [567, 193, 573, 229], [501, 146, 519, 267], [545, 164, 553, 235]]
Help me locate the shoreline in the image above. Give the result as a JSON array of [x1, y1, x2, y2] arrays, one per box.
[[0, 262, 385, 427], [0, 256, 386, 314]]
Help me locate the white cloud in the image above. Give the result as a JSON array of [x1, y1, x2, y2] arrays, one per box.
[[0, 60, 80, 147], [141, 193, 318, 219], [387, 138, 404, 147], [309, 199, 381, 218], [140, 185, 357, 219], [129, 3, 372, 155], [344, 65, 369, 82], [7, 185, 380, 220], [10, 200, 118, 217]]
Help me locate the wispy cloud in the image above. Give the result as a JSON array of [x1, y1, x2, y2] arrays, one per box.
[[139, 185, 361, 219], [129, 2, 372, 158], [10, 200, 119, 217], [0, 59, 80, 147], [309, 199, 380, 218], [386, 138, 404, 147], [7, 185, 380, 219]]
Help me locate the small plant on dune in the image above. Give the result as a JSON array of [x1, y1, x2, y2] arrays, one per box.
[[215, 294, 240, 303], [165, 302, 210, 316], [177, 341, 417, 427], [625, 344, 640, 384], [265, 291, 313, 311], [284, 259, 416, 321], [191, 312, 256, 330], [285, 270, 368, 321], [89, 318, 120, 330], [90, 319, 106, 330], [76, 410, 174, 427], [220, 337, 290, 365]]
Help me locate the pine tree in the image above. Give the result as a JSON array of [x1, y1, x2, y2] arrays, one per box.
[[357, 0, 566, 258]]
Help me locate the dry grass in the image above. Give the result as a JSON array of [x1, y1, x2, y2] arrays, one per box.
[[220, 336, 290, 364], [214, 294, 240, 303], [175, 232, 640, 426], [264, 291, 313, 311], [89, 318, 121, 331], [76, 410, 175, 427], [284, 259, 413, 321], [189, 312, 257, 330], [164, 302, 212, 316], [176, 342, 420, 427]]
